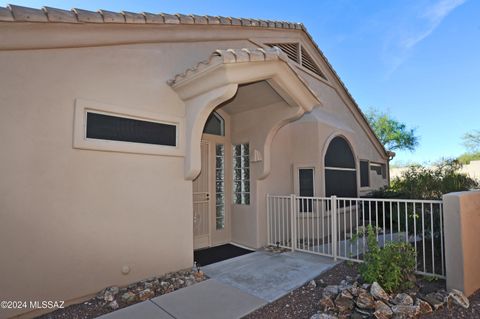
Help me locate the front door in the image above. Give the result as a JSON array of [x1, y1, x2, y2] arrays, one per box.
[[193, 133, 231, 249]]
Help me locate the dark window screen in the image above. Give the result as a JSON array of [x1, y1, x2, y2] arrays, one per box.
[[299, 168, 314, 212], [325, 169, 357, 198], [360, 161, 370, 187], [299, 168, 314, 197], [203, 112, 224, 136], [324, 137, 355, 168], [86, 112, 176, 146]]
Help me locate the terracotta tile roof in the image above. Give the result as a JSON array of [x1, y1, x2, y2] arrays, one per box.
[[0, 4, 305, 30], [167, 47, 290, 86]]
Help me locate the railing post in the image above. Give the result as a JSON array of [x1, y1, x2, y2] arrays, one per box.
[[290, 194, 297, 251], [331, 195, 337, 261], [266, 194, 270, 246]]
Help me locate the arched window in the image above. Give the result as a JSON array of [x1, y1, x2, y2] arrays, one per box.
[[324, 136, 357, 197], [203, 112, 225, 136]]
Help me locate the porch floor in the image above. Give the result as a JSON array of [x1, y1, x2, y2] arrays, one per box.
[[96, 250, 338, 319]]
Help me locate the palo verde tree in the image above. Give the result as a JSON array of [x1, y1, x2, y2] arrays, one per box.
[[365, 108, 419, 152]]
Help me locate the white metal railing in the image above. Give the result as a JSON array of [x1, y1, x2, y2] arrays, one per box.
[[267, 194, 445, 278]]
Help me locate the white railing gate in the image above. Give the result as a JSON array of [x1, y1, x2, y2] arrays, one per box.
[[267, 194, 446, 278]]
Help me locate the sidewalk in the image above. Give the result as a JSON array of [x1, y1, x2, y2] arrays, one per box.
[[97, 251, 337, 319]]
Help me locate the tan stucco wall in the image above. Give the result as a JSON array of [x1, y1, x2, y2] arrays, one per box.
[[1, 22, 388, 317], [443, 191, 480, 296]]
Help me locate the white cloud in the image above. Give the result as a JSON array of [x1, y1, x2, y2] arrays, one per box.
[[383, 0, 466, 76]]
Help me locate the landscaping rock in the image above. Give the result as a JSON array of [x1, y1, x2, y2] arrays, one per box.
[[309, 280, 317, 288], [373, 300, 393, 319], [390, 305, 419, 318], [356, 290, 375, 309], [323, 285, 340, 297], [108, 300, 119, 310], [96, 286, 119, 302], [392, 293, 413, 306], [121, 291, 137, 304], [370, 282, 390, 302], [447, 289, 470, 309], [423, 291, 446, 310], [138, 288, 154, 301], [335, 292, 354, 313], [415, 298, 433, 315], [319, 295, 335, 312], [310, 314, 338, 319]]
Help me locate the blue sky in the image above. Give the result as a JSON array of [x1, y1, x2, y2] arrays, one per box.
[[4, 0, 479, 165]]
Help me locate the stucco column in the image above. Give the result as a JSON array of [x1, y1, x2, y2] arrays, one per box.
[[443, 190, 480, 296]]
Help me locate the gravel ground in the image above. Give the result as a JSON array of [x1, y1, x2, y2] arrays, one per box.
[[244, 262, 359, 319], [244, 261, 480, 319], [35, 269, 206, 319]]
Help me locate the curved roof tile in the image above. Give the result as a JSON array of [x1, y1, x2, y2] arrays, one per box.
[[0, 4, 305, 30], [167, 47, 288, 86]]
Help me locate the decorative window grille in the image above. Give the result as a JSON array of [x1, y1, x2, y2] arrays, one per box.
[[265, 42, 327, 80], [215, 144, 225, 229], [233, 143, 250, 205]]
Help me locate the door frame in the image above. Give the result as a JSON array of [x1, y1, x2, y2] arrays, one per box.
[[193, 109, 232, 249]]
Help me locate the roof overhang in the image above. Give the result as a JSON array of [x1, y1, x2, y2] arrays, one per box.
[[168, 47, 322, 180]]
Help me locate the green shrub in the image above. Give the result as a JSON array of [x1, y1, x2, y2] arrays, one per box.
[[371, 159, 478, 200], [359, 225, 416, 292]]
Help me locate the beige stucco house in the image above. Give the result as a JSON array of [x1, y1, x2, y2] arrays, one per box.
[[0, 5, 390, 318]]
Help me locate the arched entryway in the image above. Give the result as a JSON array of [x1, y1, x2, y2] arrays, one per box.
[[324, 136, 357, 197]]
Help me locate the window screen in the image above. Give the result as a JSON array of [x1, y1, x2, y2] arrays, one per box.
[[360, 160, 370, 187], [325, 170, 357, 198], [299, 169, 314, 197], [299, 168, 314, 213], [86, 112, 176, 146], [324, 136, 357, 197], [203, 112, 225, 136], [324, 137, 355, 168]]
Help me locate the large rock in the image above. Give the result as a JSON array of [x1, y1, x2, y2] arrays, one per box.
[[448, 289, 470, 309], [373, 300, 393, 319], [356, 290, 375, 309], [335, 291, 354, 314], [423, 291, 446, 310], [370, 282, 390, 302], [392, 293, 413, 306], [415, 298, 433, 316], [319, 295, 335, 312], [391, 305, 419, 318], [323, 285, 340, 296]]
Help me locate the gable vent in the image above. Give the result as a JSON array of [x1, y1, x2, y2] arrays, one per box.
[[265, 43, 299, 63], [266, 42, 327, 80]]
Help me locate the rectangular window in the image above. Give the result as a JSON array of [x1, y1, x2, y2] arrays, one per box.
[[360, 160, 370, 187], [381, 164, 387, 179], [233, 143, 250, 205], [215, 144, 225, 229], [86, 112, 177, 146], [298, 168, 314, 213]]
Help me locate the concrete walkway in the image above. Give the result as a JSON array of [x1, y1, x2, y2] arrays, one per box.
[[97, 251, 337, 319]]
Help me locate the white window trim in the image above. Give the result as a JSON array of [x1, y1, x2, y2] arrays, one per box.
[[73, 98, 185, 157]]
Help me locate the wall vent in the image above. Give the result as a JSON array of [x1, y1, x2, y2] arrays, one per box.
[[266, 42, 327, 80]]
